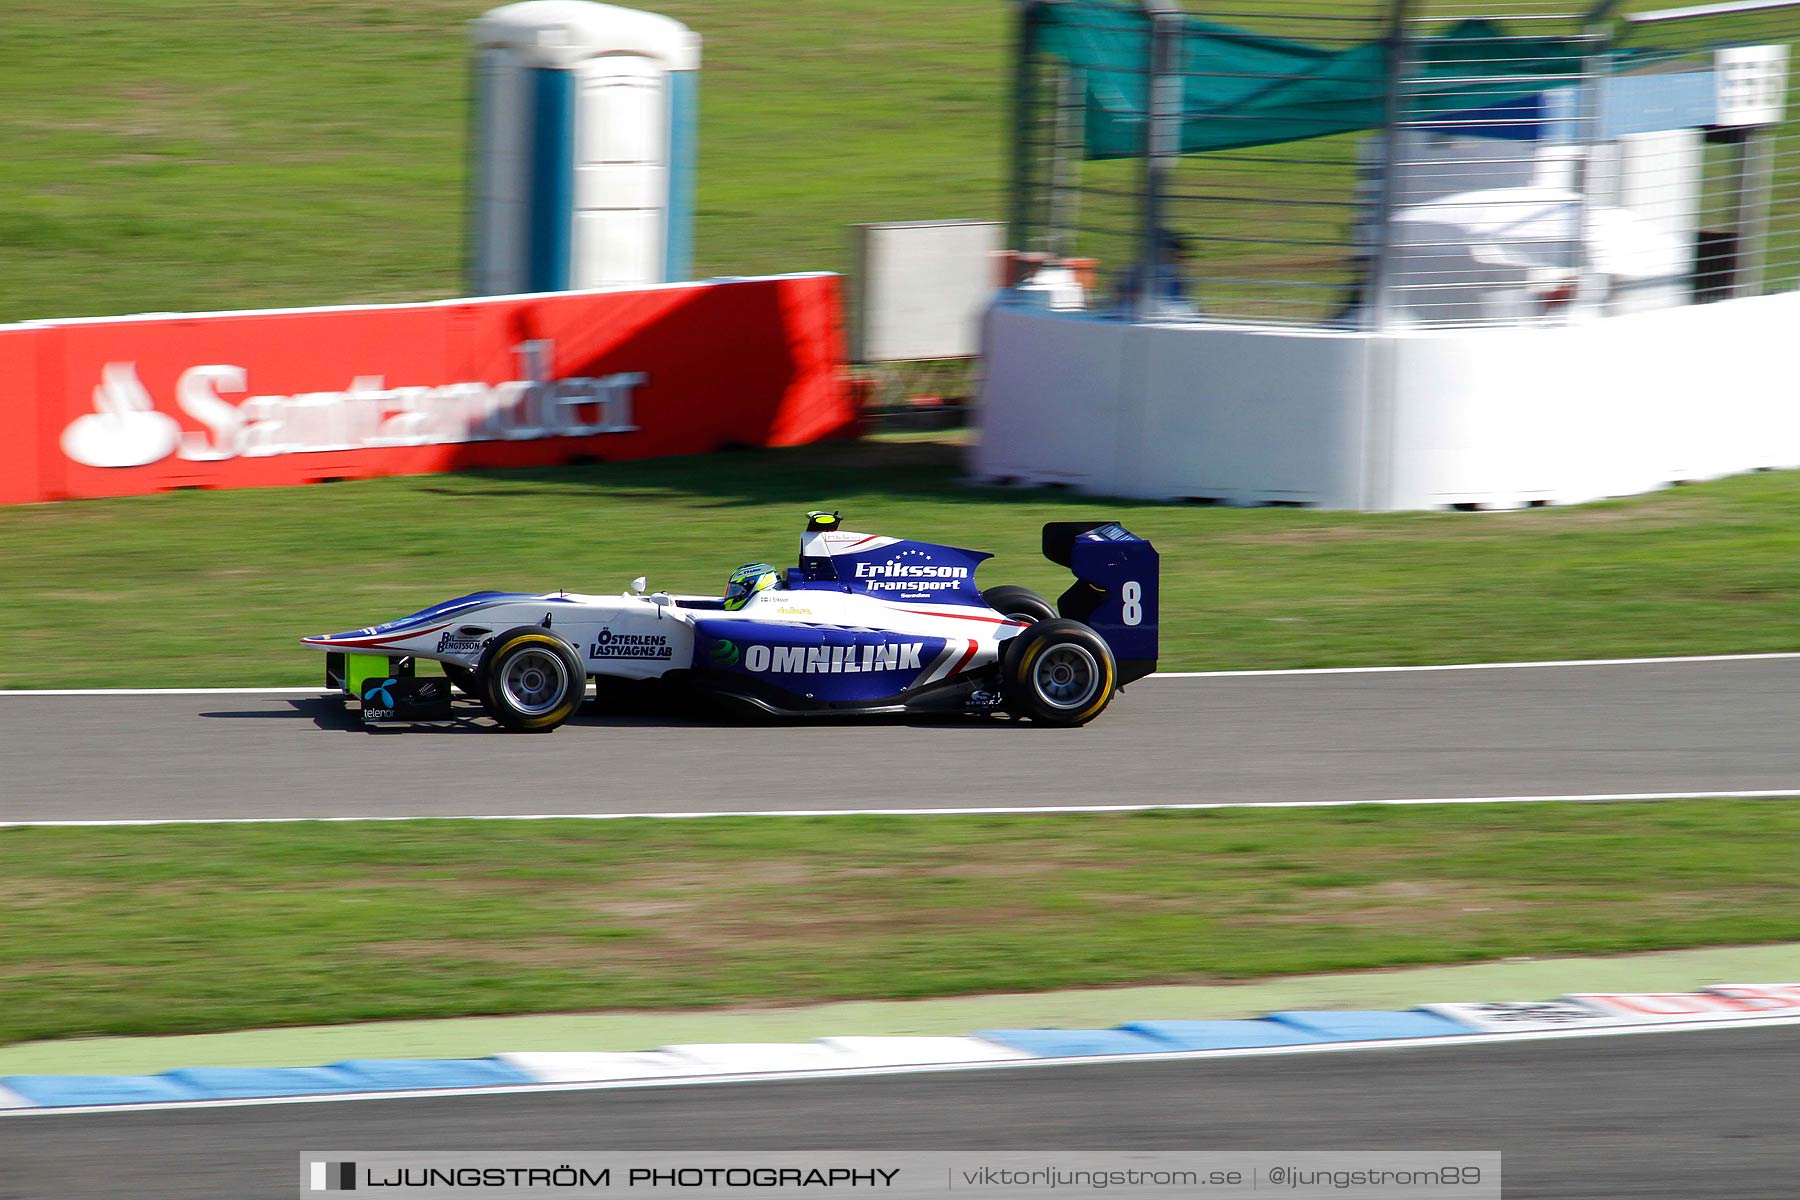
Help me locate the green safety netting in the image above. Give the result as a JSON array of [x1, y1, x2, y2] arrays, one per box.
[[1031, 2, 1600, 158]]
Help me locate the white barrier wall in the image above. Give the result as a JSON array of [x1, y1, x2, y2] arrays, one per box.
[[974, 291, 1800, 510]]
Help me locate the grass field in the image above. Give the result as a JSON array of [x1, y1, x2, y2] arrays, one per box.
[[0, 0, 1008, 324], [2, 801, 1795, 1045], [7, 4, 1798, 1056], [11, 1, 1799, 326], [1, 439, 1797, 689]]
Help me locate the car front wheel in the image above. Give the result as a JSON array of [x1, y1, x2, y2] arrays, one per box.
[[477, 628, 586, 732]]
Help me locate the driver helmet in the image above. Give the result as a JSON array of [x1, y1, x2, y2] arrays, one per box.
[[724, 562, 780, 610]]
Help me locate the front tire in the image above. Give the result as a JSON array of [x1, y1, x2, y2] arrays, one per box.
[[981, 584, 1056, 624], [1002, 618, 1117, 727], [477, 628, 585, 732]]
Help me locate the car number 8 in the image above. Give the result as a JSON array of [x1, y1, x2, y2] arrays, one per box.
[[1121, 581, 1143, 626]]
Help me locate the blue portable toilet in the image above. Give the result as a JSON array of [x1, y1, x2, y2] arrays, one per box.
[[470, 0, 700, 294]]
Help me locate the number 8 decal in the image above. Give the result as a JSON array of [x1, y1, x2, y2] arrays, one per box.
[[1121, 580, 1143, 626]]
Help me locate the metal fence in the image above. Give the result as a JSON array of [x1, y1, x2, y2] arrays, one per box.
[[1007, 0, 1800, 327]]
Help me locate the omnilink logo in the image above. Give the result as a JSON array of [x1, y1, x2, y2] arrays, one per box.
[[309, 1162, 356, 1191]]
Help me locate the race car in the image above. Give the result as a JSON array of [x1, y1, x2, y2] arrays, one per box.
[[301, 512, 1158, 731]]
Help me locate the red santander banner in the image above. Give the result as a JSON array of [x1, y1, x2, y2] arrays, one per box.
[[4, 273, 852, 505]]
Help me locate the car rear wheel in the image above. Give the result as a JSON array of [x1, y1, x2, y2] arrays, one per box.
[[1001, 618, 1117, 727], [980, 585, 1056, 624], [477, 628, 586, 732]]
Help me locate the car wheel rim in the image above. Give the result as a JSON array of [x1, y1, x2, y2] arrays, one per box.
[[1031, 643, 1101, 710], [501, 647, 569, 716]]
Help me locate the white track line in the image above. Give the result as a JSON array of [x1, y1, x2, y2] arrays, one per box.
[[4, 1014, 1796, 1118], [1152, 651, 1800, 678], [4, 790, 1795, 829], [2, 651, 1796, 697], [0, 687, 325, 697]]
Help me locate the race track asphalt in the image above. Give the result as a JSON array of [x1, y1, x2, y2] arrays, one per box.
[[3, 658, 1798, 821], [3, 1026, 1793, 1199]]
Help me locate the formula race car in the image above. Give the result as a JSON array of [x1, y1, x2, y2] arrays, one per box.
[[302, 512, 1158, 731]]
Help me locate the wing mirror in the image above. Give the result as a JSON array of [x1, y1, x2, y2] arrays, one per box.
[[630, 576, 647, 595]]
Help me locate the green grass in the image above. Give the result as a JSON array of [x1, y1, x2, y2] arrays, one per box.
[[1, 440, 1797, 688], [2, 801, 1796, 1044], [0, 0, 1008, 323], [9, 0, 1800, 325]]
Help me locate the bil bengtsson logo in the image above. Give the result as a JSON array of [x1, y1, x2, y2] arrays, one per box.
[[309, 1161, 356, 1191]]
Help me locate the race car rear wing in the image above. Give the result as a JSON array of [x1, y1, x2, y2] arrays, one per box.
[[1042, 521, 1159, 686]]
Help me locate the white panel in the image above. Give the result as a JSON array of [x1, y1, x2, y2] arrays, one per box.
[[474, 1, 701, 72], [579, 59, 663, 165], [854, 220, 1005, 361], [473, 47, 531, 295], [973, 304, 1128, 486], [974, 291, 1800, 511], [660, 1043, 852, 1072], [1384, 325, 1568, 506], [1420, 1000, 1629, 1032], [1569, 991, 1800, 1023], [577, 163, 665, 211], [575, 209, 659, 286], [570, 55, 667, 290], [1715, 44, 1788, 127], [815, 1036, 1035, 1067], [496, 1051, 701, 1083], [1131, 324, 1369, 506]]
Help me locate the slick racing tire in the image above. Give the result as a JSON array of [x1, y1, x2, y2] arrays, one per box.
[[443, 664, 480, 698], [1001, 618, 1117, 727], [980, 585, 1056, 624], [477, 628, 586, 733]]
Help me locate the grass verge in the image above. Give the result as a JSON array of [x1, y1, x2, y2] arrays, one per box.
[[0, 0, 1007, 323], [3, 801, 1797, 1046], [2, 441, 1798, 688]]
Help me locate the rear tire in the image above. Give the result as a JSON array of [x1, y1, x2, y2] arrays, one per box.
[[981, 584, 1056, 624], [1002, 618, 1117, 726], [476, 628, 585, 732]]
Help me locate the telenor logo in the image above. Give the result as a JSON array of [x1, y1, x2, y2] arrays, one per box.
[[309, 1162, 356, 1191], [743, 643, 923, 674]]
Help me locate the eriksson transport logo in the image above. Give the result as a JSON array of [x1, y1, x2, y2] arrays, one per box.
[[60, 340, 643, 469], [851, 548, 969, 594]]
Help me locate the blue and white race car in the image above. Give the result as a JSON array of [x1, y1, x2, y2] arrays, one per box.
[[302, 512, 1158, 731]]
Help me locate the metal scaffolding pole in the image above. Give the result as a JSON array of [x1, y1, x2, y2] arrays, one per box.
[[1137, 0, 1184, 320], [1361, 0, 1415, 330]]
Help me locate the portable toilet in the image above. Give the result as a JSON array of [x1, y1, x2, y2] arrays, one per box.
[[470, 0, 700, 295]]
